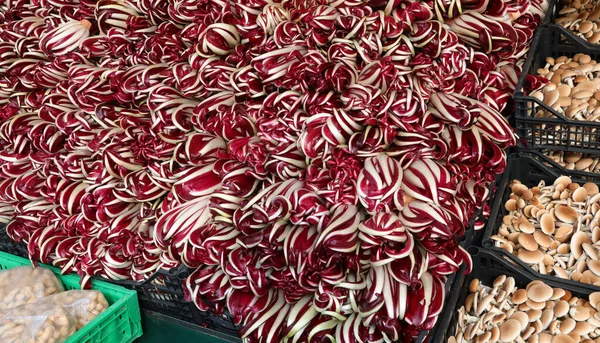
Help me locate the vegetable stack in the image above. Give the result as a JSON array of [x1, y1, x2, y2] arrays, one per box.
[[0, 0, 547, 342]]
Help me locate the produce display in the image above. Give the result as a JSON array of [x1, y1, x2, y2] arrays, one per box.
[[531, 54, 600, 122], [0, 266, 64, 310], [543, 150, 600, 173], [556, 0, 600, 44], [449, 276, 600, 343], [0, 265, 109, 343], [492, 176, 600, 285], [0, 0, 550, 342], [0, 303, 76, 343]]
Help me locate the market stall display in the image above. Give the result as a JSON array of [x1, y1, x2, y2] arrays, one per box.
[[0, 251, 142, 343], [555, 0, 600, 44], [450, 277, 600, 342], [491, 175, 600, 285], [0, 0, 575, 342]]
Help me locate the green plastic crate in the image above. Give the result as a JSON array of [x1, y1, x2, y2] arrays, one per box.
[[0, 251, 143, 343]]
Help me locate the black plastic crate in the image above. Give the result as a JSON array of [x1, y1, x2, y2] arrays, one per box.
[[515, 25, 600, 154], [544, 0, 600, 49], [0, 224, 27, 258], [482, 152, 600, 292], [109, 265, 240, 340], [0, 223, 239, 337], [467, 176, 501, 247], [430, 246, 595, 342]]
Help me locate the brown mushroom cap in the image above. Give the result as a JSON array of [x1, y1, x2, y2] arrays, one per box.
[[552, 288, 566, 300], [527, 309, 542, 322], [504, 277, 516, 293], [493, 275, 507, 287], [571, 231, 592, 259], [518, 249, 545, 264], [565, 152, 582, 163], [526, 299, 547, 310], [510, 311, 529, 328], [505, 199, 518, 211], [554, 176, 573, 188], [490, 326, 500, 342], [541, 214, 556, 235], [533, 231, 553, 248], [513, 289, 528, 304], [552, 334, 576, 343], [520, 221, 535, 234], [560, 318, 576, 334], [589, 292, 600, 310], [584, 182, 600, 196], [572, 321, 593, 336], [499, 319, 521, 342], [528, 283, 554, 303], [544, 89, 560, 106], [556, 225, 574, 242], [575, 158, 594, 170], [540, 308, 554, 328], [570, 306, 590, 321], [469, 279, 479, 293], [512, 183, 529, 196], [555, 300, 570, 317], [582, 242, 599, 260], [588, 260, 600, 277], [555, 205, 579, 224], [518, 233, 539, 251], [572, 187, 588, 202], [557, 243, 571, 254], [593, 227, 600, 243], [476, 294, 494, 316], [465, 293, 474, 312]]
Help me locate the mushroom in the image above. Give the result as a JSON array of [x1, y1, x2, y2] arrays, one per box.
[[499, 318, 522, 342], [518, 249, 545, 264], [584, 183, 599, 196], [555, 205, 579, 224], [569, 305, 590, 321], [570, 231, 592, 259], [589, 292, 600, 310], [572, 187, 588, 202], [519, 233, 539, 252], [528, 284, 554, 303]]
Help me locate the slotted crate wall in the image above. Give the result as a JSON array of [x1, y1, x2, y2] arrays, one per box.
[[515, 25, 600, 154]]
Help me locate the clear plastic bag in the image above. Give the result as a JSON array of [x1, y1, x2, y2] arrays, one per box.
[[0, 267, 64, 311], [0, 302, 77, 343], [35, 290, 109, 329]]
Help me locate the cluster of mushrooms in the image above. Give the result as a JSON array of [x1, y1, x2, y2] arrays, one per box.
[[532, 54, 600, 122], [492, 176, 600, 285], [544, 150, 600, 173], [450, 276, 600, 343], [557, 0, 600, 44]]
